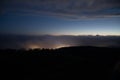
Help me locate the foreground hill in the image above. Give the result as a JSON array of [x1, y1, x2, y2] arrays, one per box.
[[0, 46, 120, 80]]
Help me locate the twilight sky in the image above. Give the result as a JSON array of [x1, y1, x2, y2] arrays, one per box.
[[0, 0, 120, 36], [0, 0, 120, 49]]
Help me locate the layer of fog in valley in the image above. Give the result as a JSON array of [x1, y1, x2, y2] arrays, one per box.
[[0, 34, 120, 49]]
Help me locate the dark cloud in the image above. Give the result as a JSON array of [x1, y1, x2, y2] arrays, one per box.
[[0, 35, 120, 49], [1, 0, 120, 18]]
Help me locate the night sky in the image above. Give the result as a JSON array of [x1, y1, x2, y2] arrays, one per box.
[[0, 0, 120, 49]]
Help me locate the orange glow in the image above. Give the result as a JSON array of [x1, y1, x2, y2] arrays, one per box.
[[26, 43, 70, 49], [27, 44, 41, 49]]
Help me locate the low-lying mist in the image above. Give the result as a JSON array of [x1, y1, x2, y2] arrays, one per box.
[[0, 34, 120, 49]]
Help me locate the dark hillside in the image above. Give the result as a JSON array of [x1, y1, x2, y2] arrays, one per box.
[[0, 46, 120, 80]]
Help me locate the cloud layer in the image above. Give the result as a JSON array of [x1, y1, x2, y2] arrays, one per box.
[[1, 0, 120, 18], [0, 35, 120, 49]]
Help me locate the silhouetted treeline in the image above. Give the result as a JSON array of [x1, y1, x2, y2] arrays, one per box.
[[0, 46, 120, 80]]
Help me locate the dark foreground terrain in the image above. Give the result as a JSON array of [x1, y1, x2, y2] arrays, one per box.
[[0, 46, 120, 80]]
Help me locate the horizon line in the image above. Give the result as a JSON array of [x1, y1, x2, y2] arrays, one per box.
[[0, 33, 120, 37]]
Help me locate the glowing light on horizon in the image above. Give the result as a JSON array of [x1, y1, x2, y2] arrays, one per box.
[[55, 44, 70, 49], [26, 44, 41, 49], [25, 43, 70, 49]]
